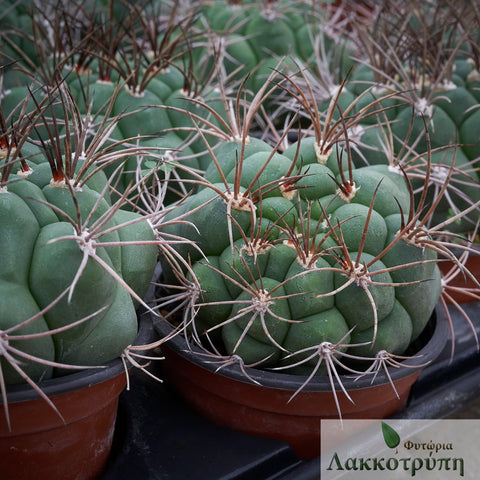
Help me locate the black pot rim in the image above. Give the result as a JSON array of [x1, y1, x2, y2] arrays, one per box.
[[3, 311, 154, 403], [153, 305, 449, 392]]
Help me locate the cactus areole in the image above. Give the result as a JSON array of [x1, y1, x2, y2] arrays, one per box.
[[162, 136, 442, 378]]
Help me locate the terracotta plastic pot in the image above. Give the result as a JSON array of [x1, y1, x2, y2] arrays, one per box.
[[153, 308, 448, 460], [0, 315, 152, 480]]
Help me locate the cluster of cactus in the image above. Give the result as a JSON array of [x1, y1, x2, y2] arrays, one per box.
[[154, 1, 480, 390], [193, 0, 346, 92], [1, 0, 480, 412], [0, 1, 350, 204], [0, 0, 228, 205], [310, 1, 480, 234]]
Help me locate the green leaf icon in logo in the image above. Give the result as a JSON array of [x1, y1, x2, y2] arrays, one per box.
[[381, 422, 400, 449]]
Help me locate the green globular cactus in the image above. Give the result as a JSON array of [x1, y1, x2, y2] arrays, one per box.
[[0, 178, 157, 383], [342, 3, 480, 235], [0, 1, 210, 206], [161, 132, 442, 379], [0, 120, 159, 385], [346, 68, 480, 233], [194, 0, 352, 96]]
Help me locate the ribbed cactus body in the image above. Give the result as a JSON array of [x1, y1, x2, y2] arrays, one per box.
[[0, 159, 158, 384], [162, 136, 442, 372], [64, 67, 218, 201], [346, 57, 480, 233], [0, 58, 211, 203], [196, 1, 352, 94]]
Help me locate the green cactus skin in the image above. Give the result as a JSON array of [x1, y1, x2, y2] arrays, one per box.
[[113, 208, 159, 306], [5, 175, 58, 227], [346, 59, 480, 234], [460, 108, 480, 161], [0, 281, 55, 385], [244, 14, 296, 58], [0, 60, 207, 203], [0, 166, 158, 384], [162, 136, 442, 374], [196, 0, 354, 94], [391, 105, 458, 154], [56, 282, 138, 369], [435, 83, 478, 127], [29, 221, 118, 361], [0, 190, 40, 284], [64, 69, 212, 201], [112, 83, 173, 139], [42, 184, 123, 271]]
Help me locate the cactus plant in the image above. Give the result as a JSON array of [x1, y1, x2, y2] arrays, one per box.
[[156, 70, 480, 417], [193, 0, 352, 90], [0, 0, 218, 206], [0, 79, 169, 430], [1, 0, 479, 459], [336, 0, 480, 235]]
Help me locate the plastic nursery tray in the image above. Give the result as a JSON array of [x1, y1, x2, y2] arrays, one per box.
[[101, 303, 480, 480]]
